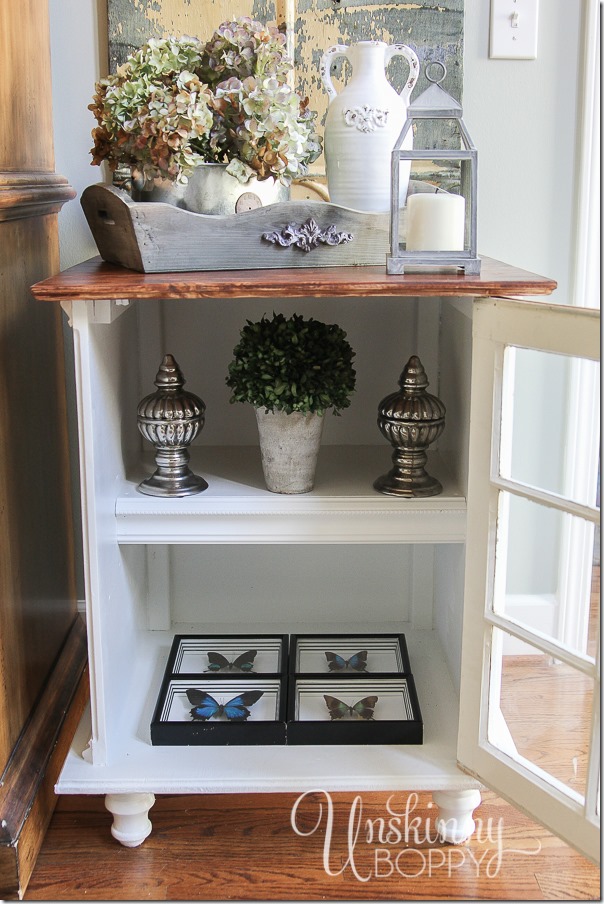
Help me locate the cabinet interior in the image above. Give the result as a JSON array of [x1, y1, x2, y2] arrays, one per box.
[[76, 291, 472, 771]]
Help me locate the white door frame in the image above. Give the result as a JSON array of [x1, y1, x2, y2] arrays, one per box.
[[458, 298, 600, 863]]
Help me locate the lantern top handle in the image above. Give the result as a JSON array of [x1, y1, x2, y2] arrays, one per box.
[[425, 60, 447, 84], [403, 61, 463, 120]]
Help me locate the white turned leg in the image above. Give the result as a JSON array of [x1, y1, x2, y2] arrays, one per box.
[[104, 792, 155, 847], [432, 789, 482, 844]]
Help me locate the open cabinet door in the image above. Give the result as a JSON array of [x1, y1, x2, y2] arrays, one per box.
[[458, 297, 600, 863]]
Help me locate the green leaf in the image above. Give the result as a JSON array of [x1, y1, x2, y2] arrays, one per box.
[[226, 311, 356, 415]]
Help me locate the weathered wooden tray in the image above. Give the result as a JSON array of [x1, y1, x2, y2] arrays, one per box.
[[81, 183, 399, 273]]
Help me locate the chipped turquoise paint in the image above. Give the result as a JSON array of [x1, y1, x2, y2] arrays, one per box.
[[108, 0, 161, 70], [108, 1, 277, 69], [251, 0, 277, 23]]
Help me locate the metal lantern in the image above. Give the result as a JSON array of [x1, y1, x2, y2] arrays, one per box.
[[387, 62, 480, 275]]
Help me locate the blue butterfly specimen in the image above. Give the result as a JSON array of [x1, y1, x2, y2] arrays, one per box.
[[325, 650, 368, 672], [204, 650, 257, 672], [186, 688, 264, 721], [323, 694, 378, 721]]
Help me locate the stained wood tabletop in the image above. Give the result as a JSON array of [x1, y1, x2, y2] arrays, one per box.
[[31, 255, 557, 302]]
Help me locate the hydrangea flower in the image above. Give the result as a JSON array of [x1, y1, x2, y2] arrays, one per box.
[[89, 21, 322, 187], [200, 17, 291, 85]]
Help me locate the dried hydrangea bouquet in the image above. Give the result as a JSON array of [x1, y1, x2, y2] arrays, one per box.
[[89, 18, 322, 199]]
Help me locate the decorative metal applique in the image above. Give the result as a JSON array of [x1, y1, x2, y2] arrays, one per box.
[[262, 218, 353, 253], [344, 106, 389, 132]]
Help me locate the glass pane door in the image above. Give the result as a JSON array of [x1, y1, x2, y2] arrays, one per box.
[[458, 298, 600, 863]]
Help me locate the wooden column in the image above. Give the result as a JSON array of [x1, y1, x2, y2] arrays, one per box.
[[0, 1, 87, 898]]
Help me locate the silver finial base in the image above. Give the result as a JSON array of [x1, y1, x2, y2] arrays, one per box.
[[373, 449, 443, 498], [138, 448, 209, 497]]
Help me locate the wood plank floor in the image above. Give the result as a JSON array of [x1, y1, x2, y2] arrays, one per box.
[[25, 790, 599, 900]]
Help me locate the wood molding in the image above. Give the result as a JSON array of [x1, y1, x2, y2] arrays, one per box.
[[0, 172, 76, 221], [0, 0, 84, 898], [0, 616, 88, 900]]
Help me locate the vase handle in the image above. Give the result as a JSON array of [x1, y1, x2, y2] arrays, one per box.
[[385, 44, 420, 104], [320, 44, 350, 101]]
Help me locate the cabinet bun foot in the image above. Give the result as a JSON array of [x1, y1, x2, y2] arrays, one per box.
[[105, 792, 156, 847], [432, 789, 482, 844]]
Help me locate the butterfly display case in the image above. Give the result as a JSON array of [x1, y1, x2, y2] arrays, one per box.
[[151, 633, 422, 745], [151, 634, 288, 745], [287, 633, 422, 745], [160, 634, 287, 676], [289, 633, 412, 675], [288, 677, 423, 745]]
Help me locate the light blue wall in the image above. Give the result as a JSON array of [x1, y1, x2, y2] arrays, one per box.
[[49, 0, 105, 269], [464, 0, 584, 306]]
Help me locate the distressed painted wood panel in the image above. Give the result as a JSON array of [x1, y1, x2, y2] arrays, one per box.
[[108, 0, 464, 161], [108, 0, 276, 71]]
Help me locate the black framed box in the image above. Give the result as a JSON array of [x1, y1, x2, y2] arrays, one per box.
[[289, 633, 412, 675], [287, 675, 423, 745], [163, 633, 288, 676], [150, 634, 288, 745], [151, 633, 422, 745], [151, 675, 288, 745]]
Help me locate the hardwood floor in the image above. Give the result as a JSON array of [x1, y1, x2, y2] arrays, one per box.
[[500, 561, 600, 797], [500, 654, 593, 795], [25, 790, 599, 901]]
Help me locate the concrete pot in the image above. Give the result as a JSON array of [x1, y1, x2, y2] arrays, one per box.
[[255, 408, 325, 494]]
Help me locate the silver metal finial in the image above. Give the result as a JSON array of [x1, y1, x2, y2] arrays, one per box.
[[136, 355, 208, 496], [373, 356, 446, 497]]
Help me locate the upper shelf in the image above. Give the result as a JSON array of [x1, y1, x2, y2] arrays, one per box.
[[116, 446, 466, 544], [31, 255, 557, 302]]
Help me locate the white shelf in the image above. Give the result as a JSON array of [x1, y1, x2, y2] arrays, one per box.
[[116, 446, 466, 544], [56, 625, 479, 795]]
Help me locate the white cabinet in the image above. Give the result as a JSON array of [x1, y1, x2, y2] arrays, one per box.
[[32, 258, 599, 859]]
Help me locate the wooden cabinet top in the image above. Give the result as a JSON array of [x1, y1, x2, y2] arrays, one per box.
[[31, 256, 556, 302]]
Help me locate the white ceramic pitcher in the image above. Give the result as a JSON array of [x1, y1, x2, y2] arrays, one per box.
[[320, 41, 419, 212]]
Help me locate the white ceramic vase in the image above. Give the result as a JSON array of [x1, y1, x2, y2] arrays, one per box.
[[255, 408, 325, 494], [320, 41, 419, 212]]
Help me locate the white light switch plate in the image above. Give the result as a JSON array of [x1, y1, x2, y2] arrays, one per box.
[[490, 0, 539, 59]]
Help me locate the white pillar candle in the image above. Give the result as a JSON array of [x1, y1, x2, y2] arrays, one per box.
[[405, 192, 465, 251]]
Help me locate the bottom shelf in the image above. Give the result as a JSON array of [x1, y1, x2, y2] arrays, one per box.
[[57, 626, 480, 795]]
